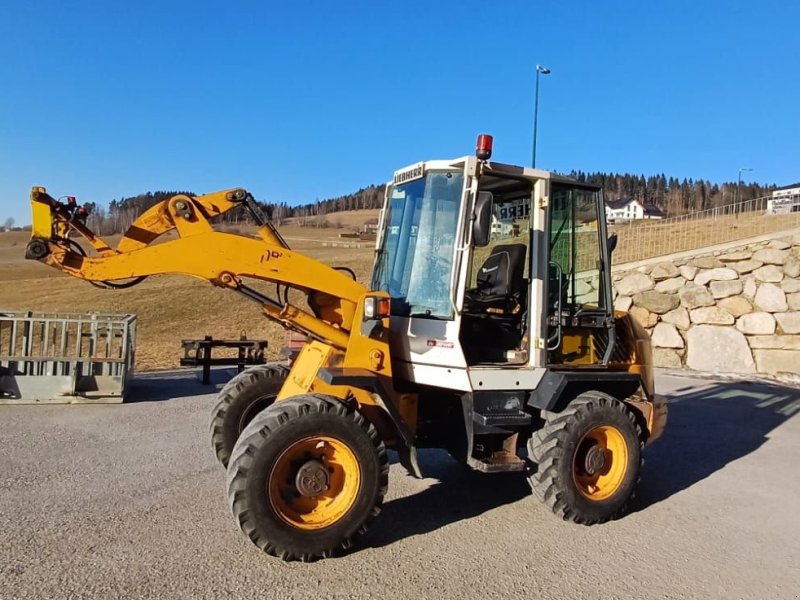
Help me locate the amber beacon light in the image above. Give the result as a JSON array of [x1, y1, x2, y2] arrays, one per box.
[[475, 134, 493, 160]]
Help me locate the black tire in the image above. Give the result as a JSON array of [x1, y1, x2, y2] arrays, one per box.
[[226, 394, 388, 561], [527, 391, 643, 525], [210, 364, 288, 468]]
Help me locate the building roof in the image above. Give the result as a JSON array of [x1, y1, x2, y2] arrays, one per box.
[[605, 197, 640, 210], [643, 204, 665, 218], [774, 182, 800, 191]]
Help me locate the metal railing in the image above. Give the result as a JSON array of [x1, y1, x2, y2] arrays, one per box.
[[0, 311, 137, 403], [610, 195, 800, 265]]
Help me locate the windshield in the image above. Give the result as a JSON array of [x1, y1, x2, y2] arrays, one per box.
[[372, 170, 464, 318]]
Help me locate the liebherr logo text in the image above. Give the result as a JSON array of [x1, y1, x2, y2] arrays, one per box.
[[394, 163, 424, 185]]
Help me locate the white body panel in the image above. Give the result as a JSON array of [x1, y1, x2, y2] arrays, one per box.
[[389, 315, 547, 393], [389, 312, 472, 391]]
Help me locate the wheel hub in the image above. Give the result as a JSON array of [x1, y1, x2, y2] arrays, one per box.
[[584, 445, 607, 475], [295, 460, 329, 497]]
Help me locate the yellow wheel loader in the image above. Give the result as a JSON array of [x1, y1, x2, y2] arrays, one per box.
[[26, 134, 666, 561]]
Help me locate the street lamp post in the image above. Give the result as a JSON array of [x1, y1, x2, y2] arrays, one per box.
[[735, 167, 753, 216], [532, 64, 551, 168]]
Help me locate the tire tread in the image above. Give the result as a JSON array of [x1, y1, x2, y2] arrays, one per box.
[[527, 391, 644, 525], [210, 364, 289, 467], [226, 393, 389, 561]]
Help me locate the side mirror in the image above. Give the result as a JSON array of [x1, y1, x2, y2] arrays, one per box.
[[607, 232, 618, 257], [472, 191, 494, 247]]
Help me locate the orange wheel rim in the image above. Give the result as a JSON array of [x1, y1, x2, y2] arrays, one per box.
[[572, 425, 628, 501], [267, 436, 361, 530]]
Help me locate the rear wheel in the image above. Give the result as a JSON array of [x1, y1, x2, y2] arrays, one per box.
[[210, 365, 288, 467], [527, 391, 642, 524], [226, 394, 388, 561]]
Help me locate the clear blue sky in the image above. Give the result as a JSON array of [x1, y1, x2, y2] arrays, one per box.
[[1, 0, 798, 225]]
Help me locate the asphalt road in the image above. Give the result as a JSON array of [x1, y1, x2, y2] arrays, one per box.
[[2, 371, 799, 600]]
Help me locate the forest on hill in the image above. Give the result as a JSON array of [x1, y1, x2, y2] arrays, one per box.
[[567, 171, 772, 216], [82, 173, 775, 235]]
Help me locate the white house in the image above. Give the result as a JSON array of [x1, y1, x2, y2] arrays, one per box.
[[490, 216, 515, 238], [605, 198, 665, 223], [767, 183, 800, 214]]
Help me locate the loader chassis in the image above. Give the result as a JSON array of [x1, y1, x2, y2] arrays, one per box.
[[26, 139, 665, 562]]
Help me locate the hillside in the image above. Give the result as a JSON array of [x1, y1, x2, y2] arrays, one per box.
[[69, 169, 778, 237]]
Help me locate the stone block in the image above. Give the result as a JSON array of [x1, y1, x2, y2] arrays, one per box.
[[690, 307, 735, 325], [753, 264, 784, 283], [729, 259, 763, 275], [709, 279, 742, 299], [753, 248, 789, 265], [679, 265, 698, 281], [717, 296, 753, 318], [629, 306, 653, 328], [735, 312, 776, 335], [615, 272, 654, 296], [768, 239, 792, 250], [752, 349, 800, 375], [747, 335, 800, 350], [781, 278, 800, 293], [691, 256, 724, 269], [575, 279, 594, 295], [651, 262, 679, 281], [614, 295, 633, 312], [754, 283, 788, 313], [742, 276, 758, 299], [788, 293, 800, 311], [633, 290, 680, 314], [775, 312, 800, 334], [686, 326, 755, 373], [655, 277, 687, 293], [784, 256, 800, 278], [653, 348, 682, 369], [694, 268, 739, 287], [719, 250, 752, 262], [662, 307, 690, 330], [652, 323, 684, 348], [679, 286, 715, 309]]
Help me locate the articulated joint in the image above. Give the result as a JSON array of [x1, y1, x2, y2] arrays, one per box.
[[169, 197, 194, 220]]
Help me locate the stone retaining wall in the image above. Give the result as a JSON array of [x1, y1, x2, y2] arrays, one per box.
[[612, 232, 800, 375]]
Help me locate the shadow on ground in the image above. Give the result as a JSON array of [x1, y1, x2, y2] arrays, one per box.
[[367, 450, 531, 549], [126, 367, 237, 402], [633, 378, 800, 511], [368, 378, 800, 547]]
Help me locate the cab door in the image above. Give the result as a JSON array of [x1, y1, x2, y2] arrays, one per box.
[[545, 183, 615, 366]]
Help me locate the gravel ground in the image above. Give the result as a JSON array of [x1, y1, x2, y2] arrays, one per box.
[[1, 371, 799, 600]]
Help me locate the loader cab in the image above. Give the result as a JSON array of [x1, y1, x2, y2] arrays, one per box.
[[373, 146, 615, 392], [460, 168, 614, 369]]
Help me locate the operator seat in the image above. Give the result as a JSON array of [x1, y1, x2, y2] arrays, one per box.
[[464, 244, 527, 315]]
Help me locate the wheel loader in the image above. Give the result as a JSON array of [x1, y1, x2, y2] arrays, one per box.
[[26, 134, 666, 561]]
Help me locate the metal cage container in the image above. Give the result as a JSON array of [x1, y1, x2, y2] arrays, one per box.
[[0, 311, 137, 404]]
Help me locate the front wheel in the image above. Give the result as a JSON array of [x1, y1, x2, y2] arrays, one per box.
[[226, 394, 389, 561], [527, 391, 642, 524], [210, 364, 288, 468]]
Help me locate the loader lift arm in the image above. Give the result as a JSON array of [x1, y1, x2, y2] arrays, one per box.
[[25, 186, 370, 349]]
